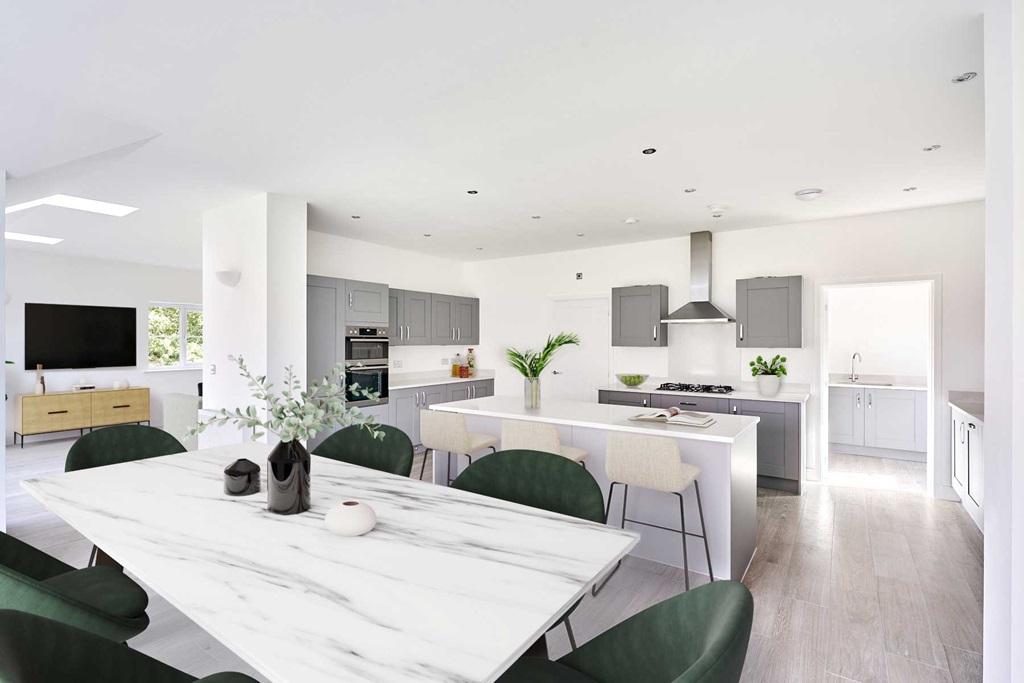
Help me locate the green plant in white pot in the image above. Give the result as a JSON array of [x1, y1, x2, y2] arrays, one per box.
[[506, 332, 580, 408], [750, 354, 787, 397]]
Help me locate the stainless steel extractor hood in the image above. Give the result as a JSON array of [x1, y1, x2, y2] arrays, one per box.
[[661, 230, 735, 323]]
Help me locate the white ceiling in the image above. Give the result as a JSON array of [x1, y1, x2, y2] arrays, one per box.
[[1, 0, 985, 269]]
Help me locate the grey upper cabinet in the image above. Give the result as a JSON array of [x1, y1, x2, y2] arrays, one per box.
[[306, 276, 345, 385], [612, 285, 668, 347], [454, 297, 479, 345], [388, 290, 404, 345], [863, 388, 927, 452], [828, 386, 864, 446], [731, 399, 801, 484], [404, 291, 433, 345], [431, 294, 457, 345], [344, 279, 389, 326], [735, 276, 802, 348]]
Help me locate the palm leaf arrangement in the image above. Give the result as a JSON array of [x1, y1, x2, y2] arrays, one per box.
[[505, 332, 581, 378]]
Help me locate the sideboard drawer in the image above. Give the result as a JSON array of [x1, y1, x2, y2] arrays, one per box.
[[20, 394, 92, 434], [91, 389, 150, 427]]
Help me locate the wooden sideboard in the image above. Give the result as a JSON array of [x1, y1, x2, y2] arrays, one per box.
[[14, 387, 150, 447]]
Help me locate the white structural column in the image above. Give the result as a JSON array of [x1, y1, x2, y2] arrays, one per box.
[[201, 193, 307, 445], [983, 1, 1024, 680], [0, 169, 6, 530]]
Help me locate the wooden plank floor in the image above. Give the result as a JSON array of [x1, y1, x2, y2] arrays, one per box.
[[5, 439, 982, 682]]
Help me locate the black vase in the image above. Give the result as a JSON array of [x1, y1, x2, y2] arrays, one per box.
[[267, 440, 311, 515]]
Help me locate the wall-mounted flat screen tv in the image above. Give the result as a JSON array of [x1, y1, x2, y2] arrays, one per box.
[[24, 303, 137, 370]]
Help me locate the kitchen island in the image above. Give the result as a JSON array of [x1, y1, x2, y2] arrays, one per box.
[[430, 396, 760, 581]]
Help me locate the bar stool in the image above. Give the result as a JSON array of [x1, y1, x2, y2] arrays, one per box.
[[420, 410, 498, 483], [499, 420, 588, 467], [595, 432, 713, 595]]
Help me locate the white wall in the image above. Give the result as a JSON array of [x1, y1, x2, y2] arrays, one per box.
[[982, 0, 1023, 679], [307, 230, 472, 372], [464, 201, 985, 487], [826, 282, 931, 378], [1, 170, 6, 530], [3, 250, 202, 441]]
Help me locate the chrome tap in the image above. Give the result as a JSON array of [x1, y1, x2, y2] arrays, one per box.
[[850, 352, 862, 382]]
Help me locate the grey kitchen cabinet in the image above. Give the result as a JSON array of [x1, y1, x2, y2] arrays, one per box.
[[828, 386, 865, 446], [389, 383, 449, 445], [597, 390, 651, 407], [470, 379, 494, 399], [390, 289, 433, 345], [611, 285, 668, 347], [731, 399, 801, 492], [447, 383, 471, 402], [735, 276, 802, 348], [344, 279, 389, 326], [431, 294, 457, 345], [651, 394, 729, 414], [454, 297, 479, 345], [864, 388, 927, 452], [388, 290, 404, 344], [306, 275, 345, 386]]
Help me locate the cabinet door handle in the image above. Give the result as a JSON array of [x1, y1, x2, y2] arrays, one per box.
[[856, 394, 861, 408], [47, 410, 68, 415], [458, 328, 461, 341], [348, 292, 353, 307], [732, 405, 738, 414], [399, 325, 404, 340], [451, 327, 455, 341], [679, 401, 698, 407], [642, 399, 648, 407], [968, 422, 976, 430], [653, 325, 657, 341], [112, 404, 130, 409], [739, 323, 744, 341], [867, 393, 872, 408]]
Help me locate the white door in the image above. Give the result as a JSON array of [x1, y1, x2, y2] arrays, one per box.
[[547, 298, 610, 402]]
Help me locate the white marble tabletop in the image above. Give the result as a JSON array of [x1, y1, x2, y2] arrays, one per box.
[[23, 442, 637, 683], [432, 395, 759, 444]]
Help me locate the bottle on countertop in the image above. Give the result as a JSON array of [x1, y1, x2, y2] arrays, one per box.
[[451, 353, 463, 378], [466, 348, 477, 377]]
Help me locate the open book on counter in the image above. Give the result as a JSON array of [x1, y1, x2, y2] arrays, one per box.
[[629, 406, 717, 428]]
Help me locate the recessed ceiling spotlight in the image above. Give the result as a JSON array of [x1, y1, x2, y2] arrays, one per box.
[[5, 194, 138, 217], [642, 148, 657, 155], [350, 215, 361, 219], [683, 188, 697, 194], [476, 247, 484, 251], [902, 186, 918, 192], [5, 231, 64, 245], [711, 213, 723, 219], [624, 217, 639, 224], [576, 232, 585, 237], [794, 188, 824, 201], [423, 233, 432, 237], [466, 190, 478, 195], [922, 144, 942, 152], [952, 71, 977, 83], [531, 215, 542, 219]]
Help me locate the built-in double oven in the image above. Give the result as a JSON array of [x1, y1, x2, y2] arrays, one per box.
[[344, 326, 389, 406]]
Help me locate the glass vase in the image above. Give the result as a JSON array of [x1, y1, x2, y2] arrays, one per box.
[[524, 377, 541, 409]]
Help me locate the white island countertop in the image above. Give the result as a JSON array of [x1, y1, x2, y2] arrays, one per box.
[[432, 395, 759, 444]]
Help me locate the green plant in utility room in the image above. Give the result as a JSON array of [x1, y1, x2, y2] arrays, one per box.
[[750, 354, 787, 397]]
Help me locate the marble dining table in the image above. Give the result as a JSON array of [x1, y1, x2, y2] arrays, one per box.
[[22, 441, 639, 683]]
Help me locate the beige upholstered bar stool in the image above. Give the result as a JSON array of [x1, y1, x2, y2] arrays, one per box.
[[419, 410, 498, 484], [596, 432, 713, 594], [499, 420, 588, 467]]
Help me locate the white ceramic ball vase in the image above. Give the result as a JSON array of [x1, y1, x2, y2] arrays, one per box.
[[324, 500, 377, 536], [756, 374, 782, 397]]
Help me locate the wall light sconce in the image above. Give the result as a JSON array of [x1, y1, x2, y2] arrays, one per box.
[[215, 270, 242, 287]]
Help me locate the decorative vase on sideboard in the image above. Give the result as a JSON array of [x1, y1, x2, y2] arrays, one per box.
[[524, 377, 541, 409], [267, 440, 311, 514], [756, 375, 782, 397]]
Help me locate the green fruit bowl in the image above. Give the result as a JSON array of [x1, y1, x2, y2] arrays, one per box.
[[616, 373, 649, 387]]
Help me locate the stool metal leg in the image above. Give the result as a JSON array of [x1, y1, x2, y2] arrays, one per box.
[[694, 480, 713, 581], [419, 448, 430, 481], [564, 617, 578, 650], [676, 492, 691, 591]]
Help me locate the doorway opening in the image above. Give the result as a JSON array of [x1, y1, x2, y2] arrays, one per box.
[[819, 279, 937, 495]]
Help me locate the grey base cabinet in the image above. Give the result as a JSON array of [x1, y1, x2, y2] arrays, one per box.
[[596, 391, 802, 493], [389, 379, 494, 445]]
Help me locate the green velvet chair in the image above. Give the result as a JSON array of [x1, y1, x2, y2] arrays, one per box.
[[497, 580, 754, 683], [452, 449, 606, 649], [66, 424, 188, 568], [0, 610, 259, 682], [312, 424, 415, 477], [65, 424, 187, 473], [0, 532, 150, 642]]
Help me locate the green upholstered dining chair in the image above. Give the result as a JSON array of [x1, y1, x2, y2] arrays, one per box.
[[0, 610, 259, 683], [65, 424, 187, 473], [497, 580, 754, 683], [452, 449, 607, 649], [65, 424, 188, 567], [312, 424, 415, 477], [0, 532, 150, 643]]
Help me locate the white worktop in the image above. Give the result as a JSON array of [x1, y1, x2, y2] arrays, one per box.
[[827, 373, 927, 391], [596, 382, 810, 404], [390, 369, 495, 390], [23, 442, 636, 683], [432, 395, 759, 444], [949, 390, 984, 422]]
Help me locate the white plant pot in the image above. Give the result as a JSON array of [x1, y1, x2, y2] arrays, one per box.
[[756, 374, 782, 397], [324, 500, 377, 536]]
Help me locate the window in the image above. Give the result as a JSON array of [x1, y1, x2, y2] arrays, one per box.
[[148, 304, 203, 369]]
